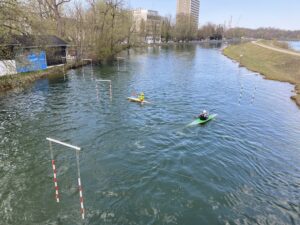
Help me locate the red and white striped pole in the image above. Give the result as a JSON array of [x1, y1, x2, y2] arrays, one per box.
[[76, 150, 85, 219], [78, 177, 85, 219], [52, 159, 60, 203], [48, 141, 60, 203]]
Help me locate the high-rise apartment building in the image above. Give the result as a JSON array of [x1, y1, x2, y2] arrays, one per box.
[[176, 0, 200, 28]]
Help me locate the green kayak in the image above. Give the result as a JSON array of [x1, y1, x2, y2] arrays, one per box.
[[188, 114, 217, 126]]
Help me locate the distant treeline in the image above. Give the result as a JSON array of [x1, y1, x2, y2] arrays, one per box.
[[198, 24, 300, 41], [225, 27, 300, 40]]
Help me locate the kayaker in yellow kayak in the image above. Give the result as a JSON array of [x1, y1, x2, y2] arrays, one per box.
[[138, 92, 145, 102]]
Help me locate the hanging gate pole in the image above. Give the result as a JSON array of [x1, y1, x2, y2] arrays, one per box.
[[116, 57, 126, 72], [95, 80, 112, 101], [49, 141, 60, 203], [76, 150, 85, 219]]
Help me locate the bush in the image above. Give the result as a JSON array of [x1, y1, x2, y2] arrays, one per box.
[[271, 40, 290, 49]]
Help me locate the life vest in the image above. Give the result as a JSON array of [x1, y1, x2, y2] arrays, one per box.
[[139, 95, 145, 101]]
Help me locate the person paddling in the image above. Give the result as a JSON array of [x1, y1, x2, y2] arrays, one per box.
[[198, 110, 209, 120], [138, 92, 145, 102]]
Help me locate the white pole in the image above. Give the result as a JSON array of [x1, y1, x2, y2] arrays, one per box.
[[96, 79, 111, 82], [82, 59, 85, 78], [110, 81, 112, 101], [96, 83, 99, 102], [46, 138, 81, 151]]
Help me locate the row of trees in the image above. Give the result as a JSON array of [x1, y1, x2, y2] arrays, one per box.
[[137, 16, 299, 43], [0, 0, 228, 60], [225, 27, 300, 40], [0, 0, 134, 61], [138, 15, 222, 43], [161, 21, 300, 42], [1, 0, 300, 62]]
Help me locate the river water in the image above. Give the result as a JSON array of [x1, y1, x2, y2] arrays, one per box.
[[0, 44, 299, 225], [288, 41, 300, 51]]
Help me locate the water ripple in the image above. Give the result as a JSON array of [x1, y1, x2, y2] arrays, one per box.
[[0, 45, 300, 224]]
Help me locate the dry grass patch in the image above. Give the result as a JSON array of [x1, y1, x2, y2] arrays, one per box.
[[223, 41, 300, 107]]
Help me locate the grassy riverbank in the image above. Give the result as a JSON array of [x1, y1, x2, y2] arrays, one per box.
[[223, 41, 300, 107], [0, 61, 87, 93]]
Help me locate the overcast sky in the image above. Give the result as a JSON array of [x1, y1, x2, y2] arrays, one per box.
[[126, 0, 300, 30]]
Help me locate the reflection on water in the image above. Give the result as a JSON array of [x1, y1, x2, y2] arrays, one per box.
[[0, 44, 300, 225]]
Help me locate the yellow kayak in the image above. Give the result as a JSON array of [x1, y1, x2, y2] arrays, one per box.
[[127, 97, 150, 104]]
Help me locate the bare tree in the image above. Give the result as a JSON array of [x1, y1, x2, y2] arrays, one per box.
[[161, 15, 173, 42], [1, 0, 136, 64], [0, 0, 27, 36], [36, 0, 71, 37]]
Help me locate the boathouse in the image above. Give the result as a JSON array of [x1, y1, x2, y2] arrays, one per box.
[[0, 35, 68, 76]]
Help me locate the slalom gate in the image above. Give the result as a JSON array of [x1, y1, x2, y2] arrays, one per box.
[[46, 138, 85, 219], [116, 57, 127, 72], [95, 79, 112, 101]]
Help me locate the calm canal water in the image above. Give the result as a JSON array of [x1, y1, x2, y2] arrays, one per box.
[[0, 44, 300, 225], [288, 41, 300, 51]]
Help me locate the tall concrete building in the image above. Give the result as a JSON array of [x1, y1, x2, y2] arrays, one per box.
[[176, 0, 200, 28]]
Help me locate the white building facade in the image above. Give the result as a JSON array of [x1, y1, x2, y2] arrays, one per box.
[[133, 9, 162, 44]]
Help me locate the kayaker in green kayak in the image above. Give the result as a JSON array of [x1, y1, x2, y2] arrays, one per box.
[[198, 110, 209, 120]]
